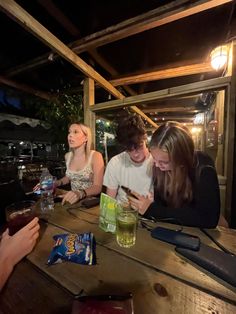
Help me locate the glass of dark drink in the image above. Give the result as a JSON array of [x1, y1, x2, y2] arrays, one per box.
[[5, 200, 36, 236]]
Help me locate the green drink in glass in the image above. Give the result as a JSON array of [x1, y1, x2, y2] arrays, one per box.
[[116, 204, 137, 248]]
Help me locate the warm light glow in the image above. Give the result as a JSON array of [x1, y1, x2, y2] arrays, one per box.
[[193, 113, 204, 125], [210, 45, 228, 70], [191, 127, 201, 134]]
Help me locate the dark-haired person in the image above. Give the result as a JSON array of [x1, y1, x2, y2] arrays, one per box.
[[103, 114, 153, 202], [129, 121, 220, 228]]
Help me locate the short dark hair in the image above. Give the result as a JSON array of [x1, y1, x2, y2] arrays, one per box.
[[116, 114, 146, 150]]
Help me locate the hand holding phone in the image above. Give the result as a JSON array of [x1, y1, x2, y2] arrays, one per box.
[[121, 186, 139, 199]]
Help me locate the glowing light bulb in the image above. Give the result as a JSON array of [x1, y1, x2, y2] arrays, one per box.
[[210, 45, 228, 70]]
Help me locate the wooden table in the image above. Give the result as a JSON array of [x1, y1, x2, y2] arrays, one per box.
[[1, 202, 236, 313]]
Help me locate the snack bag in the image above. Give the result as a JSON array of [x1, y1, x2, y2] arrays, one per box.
[[99, 193, 118, 233], [47, 232, 96, 265]]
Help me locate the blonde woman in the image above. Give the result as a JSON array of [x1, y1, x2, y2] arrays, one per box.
[[56, 122, 104, 205], [129, 121, 220, 228]]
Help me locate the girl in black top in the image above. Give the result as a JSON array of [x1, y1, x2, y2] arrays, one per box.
[[129, 122, 220, 228]]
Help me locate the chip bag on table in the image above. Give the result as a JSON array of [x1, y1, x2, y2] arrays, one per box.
[[47, 232, 96, 265]]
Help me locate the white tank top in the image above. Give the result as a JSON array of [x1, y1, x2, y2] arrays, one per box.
[[65, 151, 94, 191]]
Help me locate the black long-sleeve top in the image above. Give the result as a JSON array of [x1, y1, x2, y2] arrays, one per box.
[[144, 152, 220, 228]]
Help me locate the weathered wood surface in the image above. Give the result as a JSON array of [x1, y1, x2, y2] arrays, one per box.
[[26, 223, 236, 314], [0, 260, 73, 314], [44, 204, 236, 302], [205, 226, 236, 254], [109, 62, 213, 87]]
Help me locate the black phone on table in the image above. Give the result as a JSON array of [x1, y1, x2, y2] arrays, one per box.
[[81, 197, 100, 208]]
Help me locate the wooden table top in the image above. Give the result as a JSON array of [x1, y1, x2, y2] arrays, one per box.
[[1, 202, 236, 313], [46, 204, 236, 301]]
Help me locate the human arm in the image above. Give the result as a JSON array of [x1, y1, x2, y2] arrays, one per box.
[[132, 167, 220, 228], [55, 176, 70, 188], [106, 187, 118, 199], [103, 157, 119, 199], [61, 151, 104, 205], [33, 174, 70, 191], [0, 217, 40, 290], [84, 151, 104, 196]]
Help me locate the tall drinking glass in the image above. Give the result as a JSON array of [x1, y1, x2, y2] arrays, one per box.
[[5, 200, 36, 236], [116, 203, 138, 248]]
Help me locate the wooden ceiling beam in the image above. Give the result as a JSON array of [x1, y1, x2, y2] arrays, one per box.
[[0, 0, 155, 126], [0, 75, 53, 100], [109, 62, 213, 86], [130, 106, 158, 127], [37, 0, 80, 37], [36, 0, 139, 98], [5, 0, 231, 77], [92, 77, 230, 111], [88, 49, 137, 96], [154, 115, 195, 120], [142, 106, 198, 113], [71, 0, 232, 54], [37, 0, 117, 80], [0, 0, 124, 100], [16, 0, 139, 98]]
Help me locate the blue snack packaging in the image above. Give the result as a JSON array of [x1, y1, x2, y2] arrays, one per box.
[[47, 232, 96, 265]]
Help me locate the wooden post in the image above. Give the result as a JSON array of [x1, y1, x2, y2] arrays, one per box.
[[215, 90, 225, 175], [225, 41, 236, 224], [84, 78, 95, 147]]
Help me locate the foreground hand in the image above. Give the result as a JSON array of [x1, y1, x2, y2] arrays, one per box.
[[128, 191, 153, 215], [61, 191, 82, 205], [0, 217, 40, 267]]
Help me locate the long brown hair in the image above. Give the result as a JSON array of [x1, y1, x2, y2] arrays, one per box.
[[150, 122, 195, 208]]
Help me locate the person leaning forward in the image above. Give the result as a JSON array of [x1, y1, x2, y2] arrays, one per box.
[[103, 114, 153, 203], [128, 121, 220, 228]]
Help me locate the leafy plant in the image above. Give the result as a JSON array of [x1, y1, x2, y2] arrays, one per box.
[[37, 92, 84, 143], [96, 119, 117, 156]]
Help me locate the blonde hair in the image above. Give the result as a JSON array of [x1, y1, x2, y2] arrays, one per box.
[[150, 121, 194, 208], [69, 122, 92, 159]]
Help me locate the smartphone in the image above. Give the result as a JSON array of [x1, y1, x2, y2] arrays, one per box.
[[120, 186, 138, 199], [81, 197, 100, 208], [33, 190, 42, 196]]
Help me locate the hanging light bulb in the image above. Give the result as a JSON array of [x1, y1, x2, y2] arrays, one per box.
[[210, 45, 228, 70]]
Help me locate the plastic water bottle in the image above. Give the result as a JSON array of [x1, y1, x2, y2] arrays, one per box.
[[40, 169, 54, 212]]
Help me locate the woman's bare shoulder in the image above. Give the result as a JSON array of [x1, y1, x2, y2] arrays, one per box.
[[92, 150, 104, 163], [64, 151, 71, 160]]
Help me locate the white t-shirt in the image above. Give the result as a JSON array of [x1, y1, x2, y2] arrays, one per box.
[[103, 151, 153, 202]]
